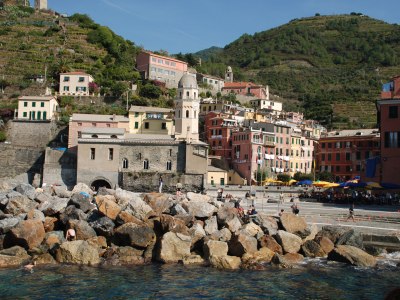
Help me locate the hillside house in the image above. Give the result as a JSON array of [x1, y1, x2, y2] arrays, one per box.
[[59, 72, 94, 96]]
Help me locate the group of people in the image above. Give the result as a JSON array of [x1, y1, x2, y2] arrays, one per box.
[[234, 201, 257, 219]]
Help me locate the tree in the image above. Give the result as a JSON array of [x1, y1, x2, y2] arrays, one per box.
[[111, 82, 129, 98], [277, 174, 291, 182], [139, 83, 162, 99], [317, 171, 335, 182], [0, 131, 6, 142]]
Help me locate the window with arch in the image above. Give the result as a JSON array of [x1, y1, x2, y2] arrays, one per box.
[[143, 159, 149, 170], [186, 91, 189, 97], [186, 110, 189, 118], [166, 160, 172, 171], [122, 158, 128, 169], [111, 135, 117, 139], [91, 134, 98, 138]]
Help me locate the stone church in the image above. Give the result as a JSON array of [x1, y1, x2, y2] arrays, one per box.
[[75, 74, 208, 192]]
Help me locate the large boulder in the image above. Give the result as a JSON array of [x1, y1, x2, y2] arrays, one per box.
[[259, 235, 283, 254], [275, 230, 303, 254], [328, 245, 377, 267], [117, 191, 153, 221], [0, 246, 31, 267], [228, 233, 258, 257], [272, 253, 304, 267], [114, 246, 145, 265], [68, 220, 97, 240], [182, 201, 216, 218], [251, 213, 279, 235], [5, 195, 37, 215], [52, 186, 72, 198], [158, 232, 191, 263], [38, 197, 69, 216], [96, 196, 121, 221], [301, 240, 326, 258], [182, 255, 205, 265], [71, 183, 94, 197], [203, 240, 228, 259], [55, 240, 100, 265], [89, 216, 115, 238], [225, 216, 242, 233], [26, 209, 45, 222], [59, 205, 87, 225], [34, 253, 57, 265], [43, 231, 65, 249], [316, 226, 348, 244], [69, 193, 94, 213], [14, 183, 36, 200], [34, 192, 52, 204], [186, 192, 212, 202], [0, 217, 19, 234], [6, 219, 45, 249], [216, 206, 238, 225], [188, 222, 206, 247], [315, 236, 334, 255], [241, 222, 264, 239], [242, 247, 275, 268], [144, 193, 174, 215], [204, 216, 218, 235], [159, 215, 189, 235], [209, 255, 241, 270], [170, 203, 189, 216], [115, 211, 144, 226], [114, 223, 156, 248], [279, 213, 307, 234], [43, 217, 59, 232], [336, 229, 363, 249], [302, 224, 319, 242]]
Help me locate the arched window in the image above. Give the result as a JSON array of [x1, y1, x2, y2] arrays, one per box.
[[186, 91, 189, 97], [143, 159, 149, 170], [123, 158, 128, 169], [166, 160, 172, 171], [186, 110, 189, 118], [91, 134, 98, 138], [111, 135, 117, 139]]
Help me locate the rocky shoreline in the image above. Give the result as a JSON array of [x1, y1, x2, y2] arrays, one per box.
[[0, 181, 398, 270]]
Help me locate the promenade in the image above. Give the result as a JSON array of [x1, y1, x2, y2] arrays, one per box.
[[206, 186, 400, 236]]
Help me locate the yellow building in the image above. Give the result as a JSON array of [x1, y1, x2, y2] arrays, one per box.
[[128, 106, 174, 135], [17, 96, 58, 121]]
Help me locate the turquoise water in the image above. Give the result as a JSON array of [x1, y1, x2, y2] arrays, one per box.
[[0, 259, 399, 299]]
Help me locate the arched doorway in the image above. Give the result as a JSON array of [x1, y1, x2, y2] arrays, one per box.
[[90, 178, 112, 191]]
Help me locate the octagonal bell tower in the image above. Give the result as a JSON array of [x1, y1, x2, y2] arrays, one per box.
[[174, 73, 199, 142]]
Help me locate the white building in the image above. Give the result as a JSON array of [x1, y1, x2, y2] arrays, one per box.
[[59, 72, 94, 96], [17, 96, 58, 121]]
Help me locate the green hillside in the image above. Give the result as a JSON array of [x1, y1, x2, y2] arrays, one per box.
[[0, 6, 141, 102], [196, 14, 400, 129]]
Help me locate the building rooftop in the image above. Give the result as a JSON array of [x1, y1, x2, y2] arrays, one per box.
[[81, 128, 125, 135], [71, 113, 129, 123], [324, 129, 380, 138], [129, 106, 173, 113], [207, 165, 227, 172], [141, 51, 187, 65], [60, 72, 92, 76], [19, 96, 56, 101], [223, 82, 263, 89]]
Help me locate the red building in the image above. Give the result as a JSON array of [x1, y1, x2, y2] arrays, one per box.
[[316, 129, 380, 182], [377, 76, 400, 185], [204, 112, 238, 159], [222, 82, 268, 99]]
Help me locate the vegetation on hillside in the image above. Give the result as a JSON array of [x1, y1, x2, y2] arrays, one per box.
[[195, 14, 400, 129]]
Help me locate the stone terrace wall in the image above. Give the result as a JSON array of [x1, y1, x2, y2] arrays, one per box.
[[121, 172, 204, 193], [42, 148, 77, 188], [9, 121, 60, 148], [0, 144, 44, 180]]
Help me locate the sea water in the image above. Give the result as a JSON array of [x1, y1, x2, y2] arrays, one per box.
[[0, 256, 399, 299]]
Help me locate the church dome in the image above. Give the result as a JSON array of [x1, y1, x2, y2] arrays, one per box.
[[178, 74, 197, 89]]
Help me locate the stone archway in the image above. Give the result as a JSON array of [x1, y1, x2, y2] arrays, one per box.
[[90, 177, 112, 191]]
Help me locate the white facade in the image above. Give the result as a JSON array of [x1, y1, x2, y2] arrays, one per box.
[[17, 96, 58, 121], [249, 99, 282, 112], [59, 72, 94, 96], [174, 74, 200, 142], [34, 0, 47, 10]]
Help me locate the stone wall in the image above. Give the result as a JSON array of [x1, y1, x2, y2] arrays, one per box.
[[0, 144, 44, 180], [121, 171, 204, 193], [42, 148, 77, 188], [9, 121, 60, 148]]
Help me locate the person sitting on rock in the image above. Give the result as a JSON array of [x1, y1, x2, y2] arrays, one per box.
[[247, 205, 257, 215], [66, 228, 76, 241], [291, 203, 299, 215], [234, 201, 245, 218], [279, 209, 285, 217]]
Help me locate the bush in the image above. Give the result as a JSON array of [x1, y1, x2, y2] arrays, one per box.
[[0, 131, 6, 142], [277, 174, 291, 182]]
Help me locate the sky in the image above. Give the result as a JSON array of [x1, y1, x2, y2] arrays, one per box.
[[33, 0, 400, 54]]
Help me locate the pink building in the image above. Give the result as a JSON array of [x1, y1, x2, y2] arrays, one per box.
[[136, 51, 188, 88], [68, 113, 129, 152], [222, 82, 268, 99]]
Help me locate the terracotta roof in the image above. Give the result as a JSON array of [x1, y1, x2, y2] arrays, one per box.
[[19, 96, 56, 101], [60, 72, 92, 76], [223, 82, 262, 88]]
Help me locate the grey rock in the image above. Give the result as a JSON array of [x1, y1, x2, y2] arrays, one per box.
[[89, 216, 115, 238], [55, 240, 100, 265], [251, 213, 279, 235], [275, 230, 303, 254], [52, 186, 72, 198], [38, 198, 69, 216], [26, 209, 45, 222], [14, 183, 36, 200], [336, 229, 363, 249], [5, 195, 37, 215], [158, 232, 191, 263], [228, 232, 258, 257], [0, 217, 19, 234], [69, 193, 94, 213], [182, 200, 216, 218], [68, 220, 97, 240], [204, 216, 218, 235], [59, 205, 87, 225], [114, 223, 156, 248]]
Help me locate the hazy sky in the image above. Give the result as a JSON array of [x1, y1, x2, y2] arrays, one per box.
[[35, 0, 399, 54]]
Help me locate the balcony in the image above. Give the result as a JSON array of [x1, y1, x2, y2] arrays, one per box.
[[264, 141, 276, 147], [211, 135, 223, 140], [211, 146, 223, 150]]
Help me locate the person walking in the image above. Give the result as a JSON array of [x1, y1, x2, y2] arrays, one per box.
[[347, 204, 355, 222], [158, 175, 163, 193]]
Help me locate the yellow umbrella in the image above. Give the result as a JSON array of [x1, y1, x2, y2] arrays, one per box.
[[288, 179, 297, 185], [323, 183, 340, 188], [313, 181, 332, 187], [366, 182, 383, 189]]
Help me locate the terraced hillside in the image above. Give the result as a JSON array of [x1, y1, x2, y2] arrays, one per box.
[[0, 6, 140, 102]]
